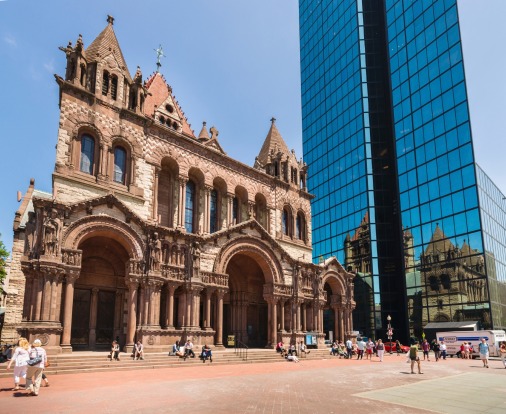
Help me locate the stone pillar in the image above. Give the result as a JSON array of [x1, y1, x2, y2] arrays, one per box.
[[205, 288, 213, 330], [178, 178, 187, 230], [61, 273, 79, 352], [267, 300, 272, 345], [153, 284, 161, 327], [296, 300, 301, 332], [227, 193, 234, 227], [126, 280, 139, 349], [216, 289, 225, 346], [271, 297, 277, 347], [40, 274, 52, 321], [22, 275, 34, 321], [113, 290, 123, 338], [338, 309, 344, 341], [313, 304, 318, 333], [280, 300, 285, 332], [152, 166, 161, 221], [333, 306, 339, 342], [302, 302, 307, 331], [33, 277, 43, 321], [204, 185, 212, 234], [89, 288, 99, 349], [166, 284, 176, 328]]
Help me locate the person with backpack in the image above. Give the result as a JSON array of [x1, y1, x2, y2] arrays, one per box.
[[25, 339, 47, 396]]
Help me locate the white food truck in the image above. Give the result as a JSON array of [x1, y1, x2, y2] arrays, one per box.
[[436, 330, 506, 357]]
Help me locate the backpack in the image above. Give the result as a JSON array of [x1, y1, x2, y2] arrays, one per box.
[[409, 346, 417, 359]]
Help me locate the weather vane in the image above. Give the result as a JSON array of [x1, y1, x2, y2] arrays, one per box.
[[154, 44, 165, 72]]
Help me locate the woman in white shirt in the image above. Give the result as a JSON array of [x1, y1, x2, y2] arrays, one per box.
[[6, 337, 30, 391]]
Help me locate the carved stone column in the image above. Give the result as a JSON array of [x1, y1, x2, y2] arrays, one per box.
[[204, 288, 213, 330], [215, 289, 226, 347], [165, 284, 177, 328], [280, 299, 285, 332], [227, 193, 234, 227], [152, 166, 161, 222], [189, 286, 203, 328], [89, 288, 99, 349], [22, 274, 34, 321], [302, 302, 307, 331], [61, 272, 79, 352], [270, 297, 278, 347], [40, 274, 52, 321], [338, 309, 344, 341], [178, 178, 187, 230], [296, 300, 301, 332], [204, 185, 212, 234], [33, 276, 43, 321], [333, 305, 339, 342], [126, 280, 139, 349], [152, 282, 162, 327]]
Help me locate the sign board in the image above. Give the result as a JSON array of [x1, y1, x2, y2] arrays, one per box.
[[305, 334, 317, 345], [227, 335, 235, 347]]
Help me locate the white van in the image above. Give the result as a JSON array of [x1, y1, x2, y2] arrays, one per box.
[[436, 330, 506, 358]]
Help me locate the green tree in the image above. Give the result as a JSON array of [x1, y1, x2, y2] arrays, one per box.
[[0, 234, 9, 294]]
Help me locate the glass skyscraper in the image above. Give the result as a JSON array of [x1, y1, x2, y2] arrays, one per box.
[[299, 0, 506, 341]]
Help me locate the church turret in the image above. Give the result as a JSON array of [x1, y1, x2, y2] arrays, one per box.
[[255, 118, 307, 190], [59, 34, 87, 88]]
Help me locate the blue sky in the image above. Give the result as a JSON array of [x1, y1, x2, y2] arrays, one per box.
[[0, 0, 505, 253]]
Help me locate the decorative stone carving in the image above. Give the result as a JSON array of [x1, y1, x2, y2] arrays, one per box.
[[42, 208, 62, 256]]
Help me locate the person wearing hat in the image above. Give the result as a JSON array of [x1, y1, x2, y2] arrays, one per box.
[[26, 339, 47, 396]]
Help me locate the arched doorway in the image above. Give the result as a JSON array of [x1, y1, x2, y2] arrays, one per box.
[[323, 283, 335, 341], [71, 236, 129, 350], [225, 253, 268, 347]]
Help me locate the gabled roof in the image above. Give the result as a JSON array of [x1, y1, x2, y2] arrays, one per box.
[[424, 224, 455, 254], [256, 118, 296, 167], [143, 72, 195, 138], [85, 16, 131, 81]]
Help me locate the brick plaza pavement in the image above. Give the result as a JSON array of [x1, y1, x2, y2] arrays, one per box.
[[1, 353, 505, 413]]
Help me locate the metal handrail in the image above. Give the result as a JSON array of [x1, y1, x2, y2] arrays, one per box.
[[234, 339, 248, 361]]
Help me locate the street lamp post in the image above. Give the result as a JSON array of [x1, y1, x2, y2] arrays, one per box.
[[387, 315, 392, 355]]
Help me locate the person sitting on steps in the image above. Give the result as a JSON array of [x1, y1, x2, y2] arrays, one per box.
[[133, 340, 144, 360], [183, 339, 195, 360], [201, 344, 213, 363]]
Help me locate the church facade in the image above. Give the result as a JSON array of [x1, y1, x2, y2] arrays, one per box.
[[3, 16, 355, 353]]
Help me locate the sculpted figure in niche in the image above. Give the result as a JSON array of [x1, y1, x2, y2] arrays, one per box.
[[43, 209, 61, 256], [24, 211, 37, 257], [149, 232, 162, 271]]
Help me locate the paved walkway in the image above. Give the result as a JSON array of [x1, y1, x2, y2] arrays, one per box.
[[1, 353, 504, 413]]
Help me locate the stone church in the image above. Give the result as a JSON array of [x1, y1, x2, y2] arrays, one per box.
[[3, 16, 355, 353]]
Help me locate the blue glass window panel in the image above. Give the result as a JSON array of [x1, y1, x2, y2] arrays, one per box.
[[185, 181, 195, 233], [210, 189, 218, 233], [411, 207, 421, 226], [440, 70, 453, 93], [418, 164, 427, 183], [439, 175, 451, 197], [409, 188, 419, 207], [454, 212, 467, 235], [113, 147, 126, 184], [411, 226, 422, 246], [444, 109, 457, 131], [432, 97, 443, 117], [449, 170, 463, 192], [442, 216, 455, 238], [467, 231, 483, 253], [421, 203, 431, 223], [464, 187, 478, 210], [452, 191, 465, 213], [457, 123, 471, 146], [446, 5, 458, 28], [434, 115, 446, 137], [451, 63, 464, 83], [455, 102, 469, 125], [402, 210, 411, 228], [80, 135, 94, 174], [422, 223, 433, 244], [460, 143, 473, 166], [401, 192, 410, 209], [419, 183, 429, 204], [435, 135, 447, 154], [441, 194, 453, 217], [426, 160, 438, 181], [425, 140, 436, 160], [462, 164, 476, 187], [429, 180, 439, 200], [446, 129, 458, 151], [453, 82, 466, 105], [430, 199, 441, 220], [447, 148, 461, 171], [466, 209, 480, 232], [437, 154, 449, 175]]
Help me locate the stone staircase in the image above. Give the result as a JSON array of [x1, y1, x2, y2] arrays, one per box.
[[0, 348, 335, 378]]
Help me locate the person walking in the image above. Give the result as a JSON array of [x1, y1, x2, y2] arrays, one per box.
[[432, 341, 441, 362], [395, 339, 402, 356], [409, 341, 422, 374], [478, 337, 490, 368], [365, 339, 374, 360], [25, 339, 47, 396], [440, 340, 447, 360], [6, 337, 30, 391], [499, 342, 506, 369], [376, 339, 385, 362], [421, 339, 430, 361], [356, 338, 366, 360], [345, 338, 353, 359]]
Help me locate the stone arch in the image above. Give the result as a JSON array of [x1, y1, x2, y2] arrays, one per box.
[[322, 271, 346, 296], [62, 215, 144, 260], [213, 236, 284, 285]]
